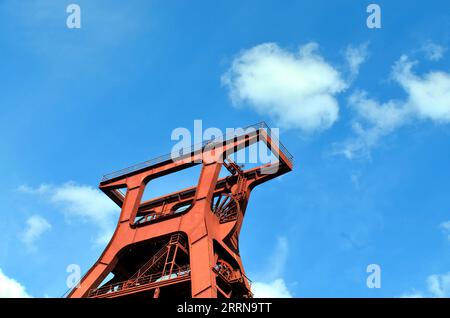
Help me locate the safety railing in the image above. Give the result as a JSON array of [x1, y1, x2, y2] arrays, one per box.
[[88, 265, 191, 297], [101, 122, 293, 182]]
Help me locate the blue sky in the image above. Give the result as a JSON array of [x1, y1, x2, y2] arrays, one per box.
[[1, 0, 450, 298]]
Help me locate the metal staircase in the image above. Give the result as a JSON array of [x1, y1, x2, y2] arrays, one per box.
[[88, 233, 189, 297], [126, 233, 187, 285]]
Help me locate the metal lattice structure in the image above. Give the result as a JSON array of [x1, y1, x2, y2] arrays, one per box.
[[67, 122, 293, 298]]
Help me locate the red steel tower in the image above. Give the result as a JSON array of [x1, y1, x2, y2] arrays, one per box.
[[68, 123, 293, 298]]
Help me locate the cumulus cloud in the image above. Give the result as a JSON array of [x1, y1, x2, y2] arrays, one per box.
[[421, 41, 446, 61], [252, 278, 293, 298], [0, 268, 31, 298], [19, 182, 119, 245], [402, 271, 450, 298], [222, 42, 355, 133], [20, 215, 51, 247], [335, 55, 450, 158], [251, 236, 293, 298]]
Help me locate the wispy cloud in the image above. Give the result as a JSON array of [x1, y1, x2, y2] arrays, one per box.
[[402, 271, 450, 298], [345, 43, 369, 81], [20, 215, 51, 248], [421, 41, 446, 62], [222, 42, 362, 133], [267, 236, 289, 280], [334, 54, 450, 159], [0, 268, 31, 298], [18, 184, 51, 195], [19, 182, 119, 246], [440, 220, 450, 241], [334, 90, 408, 159], [400, 291, 424, 298]]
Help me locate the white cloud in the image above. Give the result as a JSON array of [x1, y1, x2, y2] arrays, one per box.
[[222, 42, 352, 133], [0, 268, 31, 298], [252, 278, 293, 298], [421, 41, 446, 61], [345, 43, 369, 80], [268, 237, 289, 279], [19, 182, 118, 245], [251, 236, 293, 298], [427, 273, 450, 297], [394, 56, 450, 122], [20, 215, 51, 247], [336, 55, 450, 158], [17, 184, 51, 195], [50, 182, 117, 224], [440, 221, 450, 240], [402, 271, 450, 298], [335, 91, 408, 159]]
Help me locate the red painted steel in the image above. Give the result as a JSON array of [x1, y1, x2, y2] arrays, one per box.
[[67, 123, 293, 298]]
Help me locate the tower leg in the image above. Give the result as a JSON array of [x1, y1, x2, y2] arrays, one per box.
[[69, 261, 112, 298], [186, 161, 222, 298], [189, 234, 217, 298]]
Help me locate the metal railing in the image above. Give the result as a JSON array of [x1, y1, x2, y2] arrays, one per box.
[[213, 265, 252, 289], [88, 265, 191, 297], [101, 122, 294, 182]]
